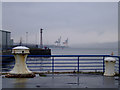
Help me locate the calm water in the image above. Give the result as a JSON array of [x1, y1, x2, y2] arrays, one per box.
[[51, 47, 118, 55]]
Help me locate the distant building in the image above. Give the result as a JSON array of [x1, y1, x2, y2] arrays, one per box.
[[0, 30, 14, 50]]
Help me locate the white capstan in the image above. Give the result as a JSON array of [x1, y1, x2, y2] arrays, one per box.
[[10, 46, 32, 74], [12, 46, 29, 54], [13, 46, 29, 50]]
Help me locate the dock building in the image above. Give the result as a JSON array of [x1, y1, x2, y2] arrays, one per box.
[[0, 30, 13, 50]]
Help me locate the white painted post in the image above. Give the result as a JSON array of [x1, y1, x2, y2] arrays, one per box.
[[104, 57, 116, 76]]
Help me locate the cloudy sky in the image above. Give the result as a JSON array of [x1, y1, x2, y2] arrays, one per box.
[[2, 2, 118, 48]]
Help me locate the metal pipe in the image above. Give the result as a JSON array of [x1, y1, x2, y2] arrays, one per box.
[[119, 57, 120, 74], [52, 57, 54, 73], [40, 28, 43, 48], [77, 57, 79, 72], [103, 56, 105, 73], [26, 32, 28, 46]]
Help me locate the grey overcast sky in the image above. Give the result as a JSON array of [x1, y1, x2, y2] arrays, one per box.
[[2, 2, 118, 47]]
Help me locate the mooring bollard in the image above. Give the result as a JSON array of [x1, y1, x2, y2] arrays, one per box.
[[5, 46, 35, 78], [104, 57, 116, 76]]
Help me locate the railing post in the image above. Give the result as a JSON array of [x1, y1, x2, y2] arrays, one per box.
[[77, 57, 79, 72], [119, 57, 120, 74], [52, 57, 54, 73], [103, 56, 105, 73]]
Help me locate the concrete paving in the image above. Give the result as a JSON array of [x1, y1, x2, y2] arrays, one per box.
[[2, 73, 120, 88]]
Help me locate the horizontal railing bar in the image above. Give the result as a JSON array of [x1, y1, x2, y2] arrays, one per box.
[[79, 62, 103, 64], [30, 68, 102, 71], [1, 69, 105, 71], [28, 66, 76, 67], [27, 62, 78, 64], [27, 59, 49, 61], [30, 69, 103, 71], [27, 59, 77, 61], [54, 62, 77, 64], [79, 65, 103, 67], [115, 63, 119, 65], [44, 62, 102, 64], [1, 55, 14, 57], [20, 62, 103, 64], [53, 69, 103, 70], [28, 65, 102, 67], [53, 62, 102, 64], [2, 70, 11, 71], [2, 58, 119, 61], [79, 59, 103, 61], [115, 66, 119, 68], [30, 69, 51, 71], [2, 65, 12, 67], [28, 55, 119, 57], [2, 62, 118, 65], [26, 59, 103, 61], [79, 69, 102, 70], [2, 63, 15, 65], [2, 62, 117, 65], [3, 68, 103, 71], [2, 59, 15, 61], [26, 63, 51, 64], [27, 65, 103, 68], [28, 66, 51, 67], [1, 55, 119, 57], [54, 69, 76, 70], [30, 69, 75, 71]]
